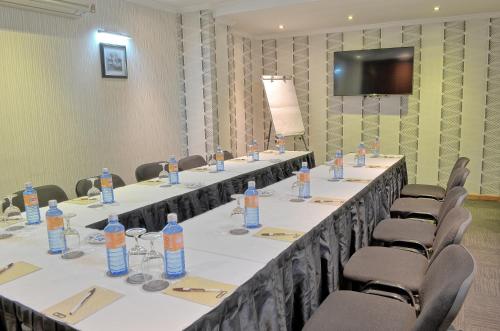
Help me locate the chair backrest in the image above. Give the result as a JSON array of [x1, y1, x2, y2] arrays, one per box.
[[451, 157, 470, 173], [75, 174, 126, 197], [223, 150, 234, 160], [437, 186, 468, 222], [445, 167, 470, 194], [178, 155, 207, 171], [135, 162, 164, 182], [414, 245, 475, 331], [3, 185, 69, 212], [430, 207, 472, 264]]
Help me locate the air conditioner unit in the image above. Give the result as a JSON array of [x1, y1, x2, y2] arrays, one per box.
[[0, 0, 94, 18]]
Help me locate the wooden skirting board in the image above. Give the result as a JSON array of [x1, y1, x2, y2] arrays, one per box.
[[468, 194, 500, 202]]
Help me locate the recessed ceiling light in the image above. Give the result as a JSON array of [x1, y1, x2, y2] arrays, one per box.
[[348, 15, 353, 21], [278, 24, 285, 30], [434, 6, 440, 11]]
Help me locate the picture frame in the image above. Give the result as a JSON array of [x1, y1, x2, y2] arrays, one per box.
[[99, 43, 128, 78]]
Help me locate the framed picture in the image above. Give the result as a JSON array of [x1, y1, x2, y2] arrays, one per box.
[[99, 43, 128, 78]]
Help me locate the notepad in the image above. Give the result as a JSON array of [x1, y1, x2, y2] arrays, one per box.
[[65, 197, 100, 205], [163, 276, 236, 307], [0, 261, 41, 285], [135, 179, 165, 186], [366, 165, 389, 169], [344, 178, 371, 184], [254, 227, 304, 242], [309, 196, 345, 206], [43, 286, 123, 325]]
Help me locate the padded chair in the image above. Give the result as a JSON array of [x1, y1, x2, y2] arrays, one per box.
[[390, 172, 469, 220], [373, 207, 471, 255], [178, 155, 207, 171], [302, 245, 475, 331], [135, 162, 165, 182], [223, 150, 234, 160], [343, 206, 472, 292], [401, 157, 469, 200], [2, 185, 68, 212], [373, 187, 468, 247], [75, 174, 126, 197]]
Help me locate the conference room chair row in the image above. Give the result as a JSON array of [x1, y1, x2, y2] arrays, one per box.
[[2, 152, 234, 212], [303, 157, 473, 331]]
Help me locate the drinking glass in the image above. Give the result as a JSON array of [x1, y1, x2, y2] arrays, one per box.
[[158, 162, 169, 180], [126, 228, 150, 284], [290, 172, 305, 202], [62, 213, 83, 259], [3, 195, 22, 221], [87, 177, 101, 199], [207, 155, 217, 172], [141, 232, 169, 291], [230, 194, 245, 217], [247, 144, 254, 162]]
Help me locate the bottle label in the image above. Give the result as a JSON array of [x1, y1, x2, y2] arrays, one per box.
[[23, 194, 38, 207], [101, 177, 113, 188], [335, 158, 343, 167], [216, 153, 224, 161], [165, 250, 185, 275], [46, 216, 65, 252], [168, 163, 178, 172], [245, 195, 258, 208], [164, 233, 184, 251], [298, 172, 310, 183], [46, 216, 64, 230], [106, 232, 125, 249]]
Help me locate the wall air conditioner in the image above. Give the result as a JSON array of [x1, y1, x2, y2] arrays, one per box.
[[0, 0, 94, 18]]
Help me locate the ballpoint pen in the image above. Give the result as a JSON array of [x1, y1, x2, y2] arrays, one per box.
[[173, 288, 227, 298], [261, 232, 299, 237], [0, 263, 14, 275], [69, 288, 96, 316]]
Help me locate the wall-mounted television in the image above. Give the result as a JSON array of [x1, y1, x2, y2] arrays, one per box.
[[333, 47, 414, 96]]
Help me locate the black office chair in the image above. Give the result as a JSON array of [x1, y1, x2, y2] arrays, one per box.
[[223, 151, 234, 160], [2, 185, 69, 212], [135, 162, 165, 182], [75, 174, 126, 197], [178, 155, 207, 171]]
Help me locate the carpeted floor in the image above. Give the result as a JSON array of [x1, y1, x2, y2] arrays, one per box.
[[453, 200, 500, 331]]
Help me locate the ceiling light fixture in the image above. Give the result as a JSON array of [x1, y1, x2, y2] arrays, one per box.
[[348, 15, 353, 21], [434, 6, 440, 12], [96, 29, 131, 46], [278, 24, 285, 30]]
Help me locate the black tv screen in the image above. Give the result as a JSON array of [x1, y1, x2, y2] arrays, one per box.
[[333, 47, 414, 96]]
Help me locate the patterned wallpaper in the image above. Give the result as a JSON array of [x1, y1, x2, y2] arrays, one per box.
[[178, 13, 500, 195], [0, 0, 182, 198]]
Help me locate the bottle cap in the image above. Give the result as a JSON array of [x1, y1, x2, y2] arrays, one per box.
[[102, 167, 109, 173], [108, 214, 118, 222], [302, 162, 308, 167], [169, 155, 176, 160], [24, 181, 32, 188], [248, 180, 256, 188], [167, 213, 177, 223], [48, 199, 57, 207]]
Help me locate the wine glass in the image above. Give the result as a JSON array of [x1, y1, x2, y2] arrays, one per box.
[[158, 162, 169, 180], [141, 232, 169, 291], [3, 195, 22, 221], [62, 213, 83, 259], [87, 177, 101, 200], [230, 194, 245, 217], [125, 228, 151, 284], [207, 155, 217, 172]]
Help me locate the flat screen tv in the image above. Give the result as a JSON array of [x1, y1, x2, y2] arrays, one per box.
[[333, 47, 414, 96]]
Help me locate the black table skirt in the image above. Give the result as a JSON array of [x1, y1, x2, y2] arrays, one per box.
[[185, 157, 407, 331], [86, 153, 315, 232]]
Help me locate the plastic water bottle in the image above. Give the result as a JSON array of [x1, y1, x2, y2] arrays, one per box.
[[357, 142, 366, 167], [373, 136, 380, 157], [104, 214, 128, 276], [215, 146, 224, 172], [162, 213, 186, 279], [334, 150, 344, 180], [100, 168, 114, 204], [277, 134, 285, 154], [244, 181, 260, 228], [45, 200, 66, 254], [298, 162, 311, 198], [23, 182, 41, 225], [168, 155, 179, 184], [252, 139, 259, 161]]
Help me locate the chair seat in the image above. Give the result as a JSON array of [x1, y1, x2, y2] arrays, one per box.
[[390, 197, 441, 219], [303, 290, 416, 331], [373, 219, 436, 247], [401, 184, 446, 200], [344, 246, 428, 292]]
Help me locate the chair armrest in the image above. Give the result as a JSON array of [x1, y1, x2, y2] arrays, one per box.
[[362, 289, 410, 304], [361, 280, 417, 309], [388, 240, 430, 259]]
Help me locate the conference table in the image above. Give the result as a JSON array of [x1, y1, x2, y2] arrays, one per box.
[[0, 153, 406, 331]]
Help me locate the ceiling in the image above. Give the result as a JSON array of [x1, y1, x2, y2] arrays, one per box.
[[130, 0, 500, 38]]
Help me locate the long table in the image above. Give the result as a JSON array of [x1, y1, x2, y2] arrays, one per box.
[[0, 154, 406, 331], [50, 151, 314, 232]]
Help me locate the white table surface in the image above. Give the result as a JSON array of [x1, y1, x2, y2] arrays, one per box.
[[0, 153, 402, 331]]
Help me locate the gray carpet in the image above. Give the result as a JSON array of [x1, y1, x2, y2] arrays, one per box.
[[453, 200, 500, 331]]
